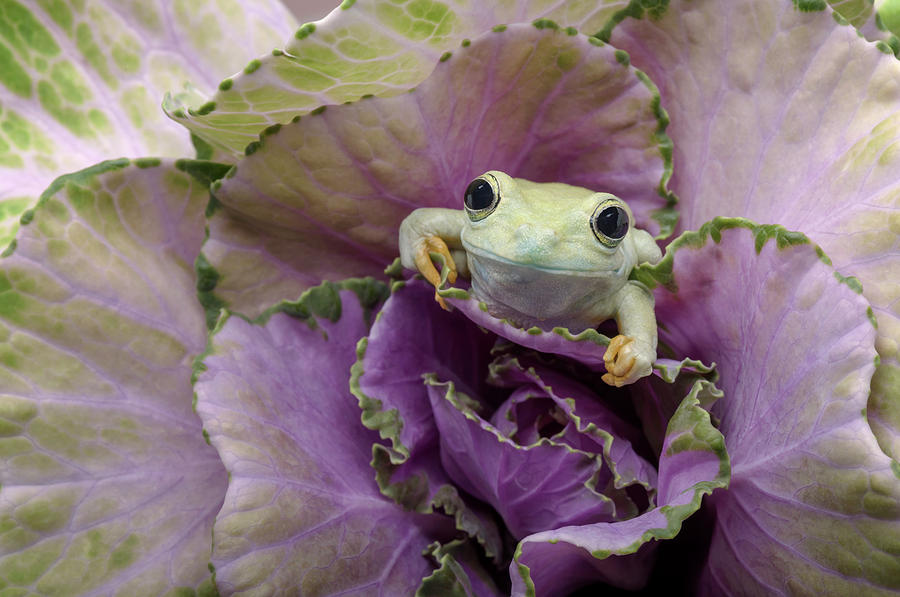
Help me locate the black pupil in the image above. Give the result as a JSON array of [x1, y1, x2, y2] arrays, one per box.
[[464, 179, 494, 211], [595, 206, 629, 239]]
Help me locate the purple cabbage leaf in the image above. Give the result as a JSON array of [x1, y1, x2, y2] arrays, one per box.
[[354, 277, 729, 594], [635, 218, 895, 594], [610, 0, 900, 464], [201, 23, 675, 317], [193, 282, 492, 595]]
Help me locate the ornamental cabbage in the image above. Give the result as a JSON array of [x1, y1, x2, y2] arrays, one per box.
[[0, 1, 897, 595]]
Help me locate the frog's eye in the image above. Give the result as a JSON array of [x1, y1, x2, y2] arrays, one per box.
[[464, 176, 499, 221], [591, 200, 629, 248]]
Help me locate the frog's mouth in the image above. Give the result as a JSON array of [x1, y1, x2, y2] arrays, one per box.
[[463, 242, 625, 277]]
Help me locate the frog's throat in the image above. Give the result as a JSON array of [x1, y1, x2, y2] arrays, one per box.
[[462, 241, 625, 276]]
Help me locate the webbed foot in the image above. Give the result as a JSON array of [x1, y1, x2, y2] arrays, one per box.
[[414, 236, 458, 310], [602, 334, 653, 387]]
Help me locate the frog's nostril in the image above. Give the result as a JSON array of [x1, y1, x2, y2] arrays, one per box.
[[514, 224, 557, 257], [515, 223, 556, 241]]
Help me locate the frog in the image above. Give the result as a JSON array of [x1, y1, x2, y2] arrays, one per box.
[[399, 170, 663, 387]]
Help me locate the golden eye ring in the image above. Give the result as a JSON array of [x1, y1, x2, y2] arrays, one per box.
[[591, 198, 629, 248]]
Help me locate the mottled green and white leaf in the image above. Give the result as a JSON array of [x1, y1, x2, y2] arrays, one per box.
[[165, 0, 647, 156], [0, 160, 227, 595], [0, 0, 297, 247]]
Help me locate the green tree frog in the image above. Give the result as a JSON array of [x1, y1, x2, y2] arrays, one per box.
[[399, 171, 663, 387]]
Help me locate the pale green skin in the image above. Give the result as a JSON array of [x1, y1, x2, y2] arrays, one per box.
[[400, 171, 663, 384]]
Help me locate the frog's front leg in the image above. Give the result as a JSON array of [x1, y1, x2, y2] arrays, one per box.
[[399, 208, 468, 309], [601, 281, 657, 387]]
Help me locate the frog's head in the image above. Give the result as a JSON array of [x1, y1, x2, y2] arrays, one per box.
[[459, 170, 638, 275], [457, 170, 660, 328]]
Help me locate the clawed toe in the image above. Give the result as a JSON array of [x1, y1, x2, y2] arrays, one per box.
[[414, 236, 457, 309], [602, 334, 647, 387]]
